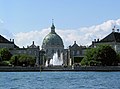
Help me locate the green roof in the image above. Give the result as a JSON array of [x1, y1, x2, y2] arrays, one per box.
[[42, 24, 64, 47]]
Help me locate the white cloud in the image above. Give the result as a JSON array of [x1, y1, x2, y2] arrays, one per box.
[[14, 28, 49, 48], [13, 19, 120, 49]]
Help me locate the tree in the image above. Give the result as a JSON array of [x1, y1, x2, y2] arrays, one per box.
[[95, 45, 117, 66], [19, 54, 35, 66], [0, 61, 11, 66], [10, 55, 20, 66], [0, 48, 12, 61], [81, 45, 117, 66], [10, 54, 36, 66], [81, 48, 97, 66]]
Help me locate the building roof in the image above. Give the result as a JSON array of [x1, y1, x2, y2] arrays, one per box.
[[0, 35, 19, 48], [42, 23, 64, 47], [69, 41, 86, 49], [98, 32, 120, 43], [0, 35, 13, 43], [29, 41, 38, 48], [70, 41, 79, 49]]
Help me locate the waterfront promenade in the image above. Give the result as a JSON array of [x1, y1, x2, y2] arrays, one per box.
[[0, 66, 120, 72]]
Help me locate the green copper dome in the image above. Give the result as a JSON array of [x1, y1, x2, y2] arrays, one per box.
[[42, 23, 64, 47]]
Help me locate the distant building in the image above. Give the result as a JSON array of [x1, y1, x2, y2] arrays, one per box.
[[68, 41, 86, 65], [11, 41, 40, 65], [0, 35, 40, 65], [91, 27, 120, 52]]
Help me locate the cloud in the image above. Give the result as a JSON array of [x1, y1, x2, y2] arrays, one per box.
[[14, 19, 120, 48], [14, 28, 49, 48]]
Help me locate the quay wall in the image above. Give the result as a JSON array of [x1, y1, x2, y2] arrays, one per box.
[[0, 66, 120, 72], [0, 66, 41, 72]]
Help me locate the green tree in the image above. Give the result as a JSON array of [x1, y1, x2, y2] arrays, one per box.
[[0, 61, 11, 66], [0, 48, 12, 61], [95, 45, 117, 66], [81, 48, 97, 66], [19, 54, 35, 66], [10, 54, 35, 66], [81, 45, 117, 66], [10, 55, 20, 66]]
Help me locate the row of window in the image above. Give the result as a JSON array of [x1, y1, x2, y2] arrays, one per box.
[[46, 49, 61, 54], [18, 50, 38, 56], [72, 50, 80, 55], [0, 44, 14, 49]]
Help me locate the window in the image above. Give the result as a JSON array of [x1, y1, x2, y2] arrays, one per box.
[[52, 49, 54, 54], [77, 50, 80, 55], [72, 51, 75, 55], [58, 49, 60, 57], [46, 49, 48, 53]]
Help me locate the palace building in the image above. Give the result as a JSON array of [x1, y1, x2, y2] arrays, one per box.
[[91, 26, 120, 53]]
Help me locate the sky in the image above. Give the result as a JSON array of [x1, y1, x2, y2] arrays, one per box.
[[0, 0, 120, 48]]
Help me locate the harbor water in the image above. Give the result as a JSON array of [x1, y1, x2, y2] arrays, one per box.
[[0, 72, 120, 89]]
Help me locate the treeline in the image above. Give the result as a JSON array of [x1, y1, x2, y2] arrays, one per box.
[[0, 48, 35, 66]]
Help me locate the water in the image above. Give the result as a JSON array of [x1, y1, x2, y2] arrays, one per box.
[[49, 52, 63, 66], [0, 72, 120, 89]]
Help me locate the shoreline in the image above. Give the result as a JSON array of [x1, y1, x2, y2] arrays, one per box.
[[0, 66, 120, 72]]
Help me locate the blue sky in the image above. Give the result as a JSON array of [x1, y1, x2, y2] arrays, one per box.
[[0, 0, 120, 48]]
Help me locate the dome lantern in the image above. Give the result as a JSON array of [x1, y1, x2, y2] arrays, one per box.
[[51, 19, 55, 34]]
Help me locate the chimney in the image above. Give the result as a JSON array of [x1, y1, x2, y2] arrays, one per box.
[[74, 41, 76, 44], [117, 29, 119, 32], [94, 39, 96, 42], [97, 38, 99, 42], [12, 39, 14, 43], [33, 41, 34, 45], [112, 26, 116, 32]]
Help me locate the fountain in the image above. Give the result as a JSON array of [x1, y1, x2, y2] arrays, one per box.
[[45, 60, 48, 67], [45, 52, 63, 66]]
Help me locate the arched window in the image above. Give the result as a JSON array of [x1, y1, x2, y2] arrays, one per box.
[[58, 49, 60, 57]]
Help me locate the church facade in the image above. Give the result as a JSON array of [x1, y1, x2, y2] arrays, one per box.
[[41, 23, 87, 66], [41, 23, 64, 65]]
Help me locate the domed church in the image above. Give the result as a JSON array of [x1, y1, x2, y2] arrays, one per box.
[[42, 22, 64, 62]]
